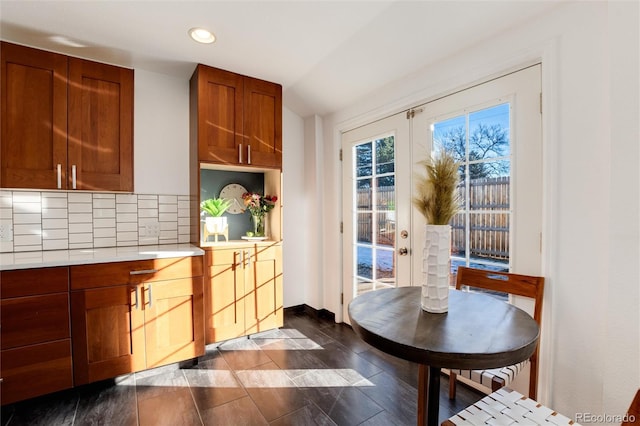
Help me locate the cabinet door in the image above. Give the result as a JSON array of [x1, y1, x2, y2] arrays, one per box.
[[1, 42, 68, 189], [193, 65, 244, 165], [71, 285, 144, 385], [205, 249, 246, 343], [144, 277, 204, 368], [68, 57, 133, 191], [1, 340, 73, 405], [245, 244, 283, 334], [243, 77, 282, 169]]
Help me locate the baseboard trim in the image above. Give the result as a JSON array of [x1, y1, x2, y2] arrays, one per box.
[[284, 304, 336, 323]]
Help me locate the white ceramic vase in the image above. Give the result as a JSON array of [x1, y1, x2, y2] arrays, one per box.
[[421, 224, 451, 313]]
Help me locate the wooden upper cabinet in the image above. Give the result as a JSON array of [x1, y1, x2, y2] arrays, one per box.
[[1, 42, 68, 189], [244, 77, 282, 169], [68, 58, 133, 191], [193, 65, 244, 165], [190, 64, 282, 169], [0, 42, 133, 191]]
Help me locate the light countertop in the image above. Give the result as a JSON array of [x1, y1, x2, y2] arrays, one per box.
[[0, 244, 205, 271]]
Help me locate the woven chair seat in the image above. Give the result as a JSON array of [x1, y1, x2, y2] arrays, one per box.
[[443, 387, 580, 426], [449, 360, 528, 390]]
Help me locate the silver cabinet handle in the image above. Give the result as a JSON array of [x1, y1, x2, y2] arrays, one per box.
[[71, 165, 77, 189], [56, 164, 62, 189], [238, 144, 243, 163], [148, 285, 153, 307], [247, 145, 251, 164], [133, 286, 139, 309], [130, 269, 159, 275]]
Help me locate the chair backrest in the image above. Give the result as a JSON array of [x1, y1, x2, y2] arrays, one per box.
[[455, 266, 545, 399], [455, 266, 545, 325]]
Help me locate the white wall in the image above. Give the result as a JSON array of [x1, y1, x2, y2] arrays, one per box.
[[282, 107, 307, 307], [134, 69, 190, 195], [315, 1, 639, 420]]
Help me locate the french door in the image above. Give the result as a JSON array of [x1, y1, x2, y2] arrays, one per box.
[[341, 112, 411, 322], [411, 65, 542, 284], [342, 65, 542, 323]]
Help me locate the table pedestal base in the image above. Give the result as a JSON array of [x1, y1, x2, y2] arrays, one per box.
[[418, 365, 441, 426]]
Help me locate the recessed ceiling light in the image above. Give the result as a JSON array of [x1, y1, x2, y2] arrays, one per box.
[[188, 27, 216, 44]]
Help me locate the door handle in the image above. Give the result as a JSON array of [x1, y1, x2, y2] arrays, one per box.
[[398, 247, 409, 256]]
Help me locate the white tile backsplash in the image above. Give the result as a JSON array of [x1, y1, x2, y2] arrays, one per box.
[[69, 223, 93, 233], [42, 208, 68, 219], [68, 193, 92, 203], [14, 213, 41, 224], [0, 190, 191, 253], [42, 229, 69, 239], [42, 218, 68, 229]]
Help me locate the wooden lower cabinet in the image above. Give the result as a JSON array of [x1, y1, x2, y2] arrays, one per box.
[[144, 277, 204, 368], [70, 256, 205, 385], [205, 243, 282, 344], [0, 267, 73, 405], [70, 284, 145, 385]]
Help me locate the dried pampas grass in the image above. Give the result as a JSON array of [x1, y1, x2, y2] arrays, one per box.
[[413, 151, 460, 225]]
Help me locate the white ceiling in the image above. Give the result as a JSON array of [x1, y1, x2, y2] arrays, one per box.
[[0, 1, 563, 117]]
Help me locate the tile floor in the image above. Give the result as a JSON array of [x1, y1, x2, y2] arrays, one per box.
[[1, 309, 484, 426]]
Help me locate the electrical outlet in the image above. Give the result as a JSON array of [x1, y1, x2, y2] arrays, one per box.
[[0, 223, 13, 242], [144, 222, 160, 238]]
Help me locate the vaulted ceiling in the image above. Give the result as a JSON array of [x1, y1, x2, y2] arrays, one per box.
[[0, 1, 563, 117]]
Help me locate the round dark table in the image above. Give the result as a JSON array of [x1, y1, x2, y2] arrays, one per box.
[[348, 287, 539, 426]]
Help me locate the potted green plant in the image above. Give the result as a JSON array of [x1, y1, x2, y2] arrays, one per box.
[[201, 197, 232, 242], [412, 150, 460, 313]]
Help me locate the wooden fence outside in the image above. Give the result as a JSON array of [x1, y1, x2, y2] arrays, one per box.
[[357, 177, 510, 261]]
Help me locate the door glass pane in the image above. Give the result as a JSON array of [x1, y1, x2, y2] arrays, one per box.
[[433, 103, 511, 274], [356, 143, 372, 177], [357, 212, 372, 244], [353, 135, 397, 296], [376, 136, 394, 174], [468, 104, 510, 160]]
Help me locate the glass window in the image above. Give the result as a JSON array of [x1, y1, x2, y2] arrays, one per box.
[[432, 103, 511, 276]]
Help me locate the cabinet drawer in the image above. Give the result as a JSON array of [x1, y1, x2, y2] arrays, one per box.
[[206, 248, 241, 266], [70, 256, 204, 290], [1, 340, 73, 405], [1, 293, 70, 349], [1, 267, 69, 299]]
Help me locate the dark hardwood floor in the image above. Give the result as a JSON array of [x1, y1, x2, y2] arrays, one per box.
[[1, 309, 484, 425]]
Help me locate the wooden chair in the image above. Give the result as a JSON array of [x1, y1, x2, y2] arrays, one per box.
[[448, 266, 545, 400]]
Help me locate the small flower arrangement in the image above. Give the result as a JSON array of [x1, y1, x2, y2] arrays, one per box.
[[242, 192, 278, 218]]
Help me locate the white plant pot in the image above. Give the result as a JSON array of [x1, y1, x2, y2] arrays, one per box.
[[205, 216, 227, 233], [421, 224, 451, 313], [204, 216, 229, 242]]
